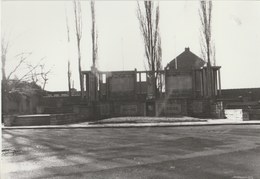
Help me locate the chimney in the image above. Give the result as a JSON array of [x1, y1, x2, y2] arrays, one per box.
[[185, 47, 190, 52]]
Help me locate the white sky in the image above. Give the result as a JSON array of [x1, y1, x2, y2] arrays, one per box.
[[2, 1, 260, 91]]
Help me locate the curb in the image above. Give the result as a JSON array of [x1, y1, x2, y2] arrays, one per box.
[[2, 121, 260, 130]]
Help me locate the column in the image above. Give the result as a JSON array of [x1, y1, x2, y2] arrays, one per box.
[[218, 69, 222, 96], [192, 70, 196, 98], [200, 69, 204, 97]]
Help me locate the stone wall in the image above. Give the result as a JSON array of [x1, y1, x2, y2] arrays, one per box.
[[156, 99, 188, 116], [225, 109, 244, 121], [49, 113, 88, 125], [188, 99, 209, 118], [108, 72, 136, 100], [210, 101, 225, 119], [244, 109, 260, 121], [4, 113, 91, 126], [224, 109, 260, 121], [97, 101, 146, 119], [39, 96, 88, 114], [166, 75, 192, 91], [188, 99, 224, 118], [4, 93, 40, 115], [4, 114, 50, 126]]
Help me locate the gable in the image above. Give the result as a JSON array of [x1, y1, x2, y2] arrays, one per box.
[[167, 48, 205, 71]]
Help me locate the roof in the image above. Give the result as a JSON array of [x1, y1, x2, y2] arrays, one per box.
[[167, 47, 206, 71]]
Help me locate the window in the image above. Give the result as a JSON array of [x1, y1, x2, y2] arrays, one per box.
[[102, 74, 106, 83], [141, 73, 146, 82]]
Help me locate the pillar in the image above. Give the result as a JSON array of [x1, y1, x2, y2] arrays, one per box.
[[200, 69, 204, 97], [218, 69, 222, 96]]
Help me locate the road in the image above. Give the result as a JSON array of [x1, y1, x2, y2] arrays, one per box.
[[2, 125, 260, 179]]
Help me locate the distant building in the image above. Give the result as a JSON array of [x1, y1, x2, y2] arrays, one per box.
[[220, 88, 260, 109], [46, 88, 80, 97]]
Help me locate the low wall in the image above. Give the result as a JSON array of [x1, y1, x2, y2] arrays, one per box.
[[94, 99, 224, 119], [4, 114, 51, 126], [38, 93, 227, 119], [42, 106, 74, 114], [188, 100, 224, 119], [97, 101, 146, 119], [3, 113, 91, 126], [189, 99, 210, 118], [224, 109, 260, 121], [245, 109, 260, 121], [225, 109, 244, 121], [49, 113, 88, 125]]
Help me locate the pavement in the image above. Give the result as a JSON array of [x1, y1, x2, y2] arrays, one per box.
[[2, 117, 260, 129], [2, 125, 260, 179]]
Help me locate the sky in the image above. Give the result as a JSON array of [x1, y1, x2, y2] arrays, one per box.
[[1, 1, 260, 91]]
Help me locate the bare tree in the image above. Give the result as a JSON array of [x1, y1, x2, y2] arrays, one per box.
[[7, 53, 32, 80], [1, 37, 51, 114], [39, 64, 51, 90], [199, 0, 215, 66], [1, 37, 9, 115], [26, 61, 40, 84], [1, 36, 51, 87], [91, 0, 98, 68], [199, 0, 216, 97], [137, 1, 162, 97], [20, 57, 44, 82], [73, 0, 83, 97], [90, 0, 99, 100], [1, 37, 9, 81], [68, 61, 72, 96], [65, 7, 72, 97], [2, 38, 32, 86], [24, 58, 52, 90]]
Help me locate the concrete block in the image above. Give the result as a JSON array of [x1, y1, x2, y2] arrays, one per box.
[[225, 109, 243, 121]]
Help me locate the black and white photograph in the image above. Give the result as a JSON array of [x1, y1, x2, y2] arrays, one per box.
[[1, 0, 260, 178]]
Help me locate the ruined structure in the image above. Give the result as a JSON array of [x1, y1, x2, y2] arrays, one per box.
[[4, 47, 224, 126], [81, 47, 224, 119]]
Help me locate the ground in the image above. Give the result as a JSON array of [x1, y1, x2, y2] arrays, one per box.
[[2, 125, 260, 179]]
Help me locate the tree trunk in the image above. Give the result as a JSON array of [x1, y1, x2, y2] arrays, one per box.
[[68, 61, 71, 97], [77, 41, 83, 98]]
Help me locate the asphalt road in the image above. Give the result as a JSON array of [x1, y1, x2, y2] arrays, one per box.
[[2, 125, 260, 179]]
